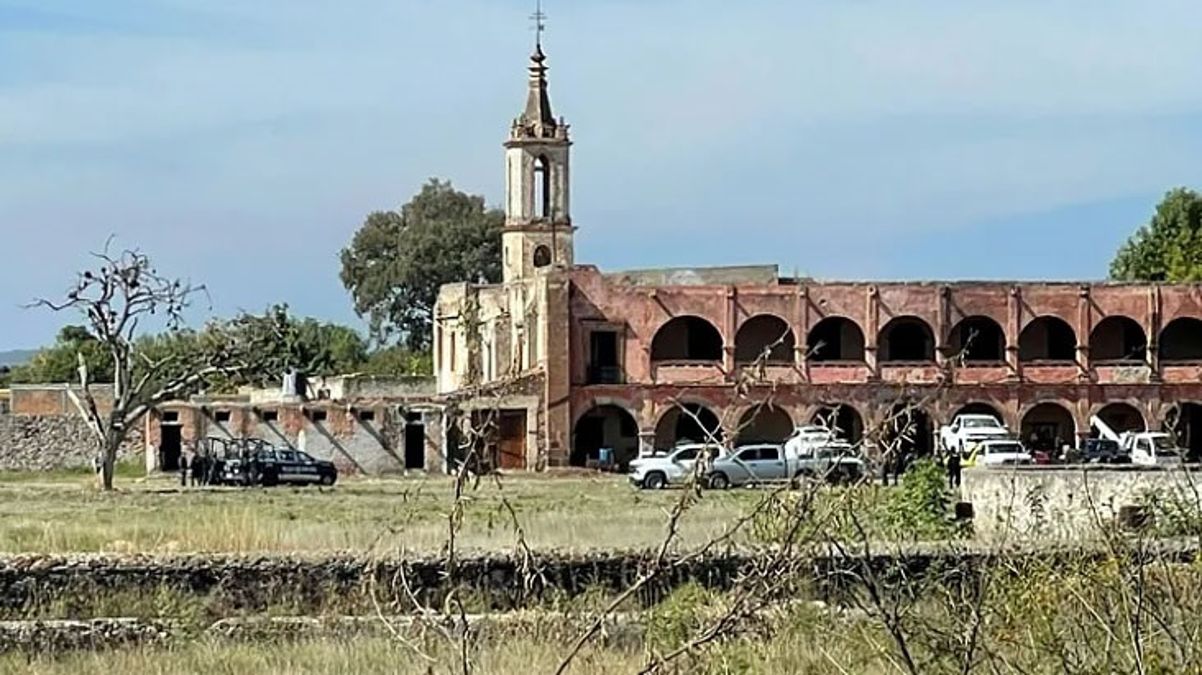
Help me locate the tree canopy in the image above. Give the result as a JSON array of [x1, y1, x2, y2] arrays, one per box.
[[340, 179, 503, 350], [1110, 188, 1202, 282]]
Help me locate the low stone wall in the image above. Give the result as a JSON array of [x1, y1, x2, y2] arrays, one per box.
[[0, 413, 140, 471], [961, 466, 1202, 541]]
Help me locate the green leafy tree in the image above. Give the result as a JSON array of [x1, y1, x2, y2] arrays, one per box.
[[10, 326, 115, 384], [361, 344, 433, 377], [1111, 188, 1202, 282], [340, 179, 503, 350], [221, 305, 369, 386]]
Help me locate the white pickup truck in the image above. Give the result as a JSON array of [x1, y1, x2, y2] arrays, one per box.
[[939, 414, 1010, 455], [1090, 415, 1184, 467], [782, 425, 867, 484]]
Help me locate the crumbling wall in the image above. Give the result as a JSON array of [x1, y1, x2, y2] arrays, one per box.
[[0, 413, 140, 471]]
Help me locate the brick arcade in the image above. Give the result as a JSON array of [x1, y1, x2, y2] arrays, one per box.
[[434, 40, 1202, 471]]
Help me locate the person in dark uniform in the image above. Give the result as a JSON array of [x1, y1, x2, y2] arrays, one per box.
[[946, 451, 962, 489], [191, 452, 205, 486], [179, 453, 190, 487]]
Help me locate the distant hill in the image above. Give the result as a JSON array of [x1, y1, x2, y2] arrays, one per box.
[[0, 349, 37, 367]]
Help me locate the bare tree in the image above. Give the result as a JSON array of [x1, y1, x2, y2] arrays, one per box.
[[31, 243, 246, 490]]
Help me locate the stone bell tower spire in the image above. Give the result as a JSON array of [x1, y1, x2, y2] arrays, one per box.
[[502, 2, 574, 283]]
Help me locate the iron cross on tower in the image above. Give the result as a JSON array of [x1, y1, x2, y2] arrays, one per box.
[[531, 0, 547, 47]]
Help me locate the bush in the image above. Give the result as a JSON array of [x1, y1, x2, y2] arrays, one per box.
[[885, 459, 956, 539]]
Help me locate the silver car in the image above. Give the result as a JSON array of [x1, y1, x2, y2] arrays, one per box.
[[706, 444, 788, 489]]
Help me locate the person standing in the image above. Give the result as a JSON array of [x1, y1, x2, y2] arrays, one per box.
[[179, 453, 190, 487], [947, 451, 962, 489]]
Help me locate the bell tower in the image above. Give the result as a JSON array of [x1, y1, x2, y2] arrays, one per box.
[[502, 21, 573, 283]]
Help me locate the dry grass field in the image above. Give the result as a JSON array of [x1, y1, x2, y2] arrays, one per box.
[[0, 470, 770, 555]]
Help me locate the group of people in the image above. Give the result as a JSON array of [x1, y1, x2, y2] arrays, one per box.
[[178, 451, 223, 487], [877, 449, 964, 489]]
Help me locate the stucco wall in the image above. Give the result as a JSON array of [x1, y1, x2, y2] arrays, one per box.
[[961, 466, 1199, 541]]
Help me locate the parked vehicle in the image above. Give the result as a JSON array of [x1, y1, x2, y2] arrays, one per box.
[[783, 427, 866, 485], [1090, 415, 1184, 467], [706, 444, 788, 489], [216, 442, 338, 487], [964, 439, 1033, 467], [628, 444, 722, 490], [1080, 438, 1130, 464], [939, 414, 1010, 455]]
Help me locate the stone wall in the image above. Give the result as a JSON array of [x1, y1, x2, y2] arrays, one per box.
[[0, 413, 141, 471], [961, 466, 1200, 541]]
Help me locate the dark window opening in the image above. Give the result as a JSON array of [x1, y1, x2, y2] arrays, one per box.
[[159, 425, 181, 472], [308, 409, 328, 422], [1160, 318, 1202, 362], [533, 245, 552, 268], [1090, 316, 1147, 362], [405, 419, 426, 470], [588, 330, 622, 384], [357, 410, 376, 422], [948, 316, 1005, 363], [261, 410, 279, 423], [534, 155, 551, 220], [806, 317, 866, 362], [650, 316, 723, 362], [879, 317, 935, 362], [1019, 316, 1077, 362], [214, 410, 232, 423], [406, 411, 424, 423], [162, 411, 180, 423], [735, 315, 796, 364]]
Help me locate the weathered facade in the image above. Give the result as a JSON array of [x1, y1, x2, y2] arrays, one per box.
[[435, 41, 1202, 469]]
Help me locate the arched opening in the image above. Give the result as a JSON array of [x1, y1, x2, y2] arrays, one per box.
[[654, 403, 723, 450], [1159, 318, 1202, 362], [1021, 403, 1076, 454], [1089, 316, 1147, 363], [532, 245, 552, 268], [1163, 402, 1202, 461], [951, 402, 1005, 427], [881, 404, 934, 457], [534, 155, 551, 220], [808, 405, 864, 444], [651, 316, 723, 362], [572, 405, 640, 469], [735, 315, 795, 364], [1094, 403, 1145, 437], [878, 317, 936, 362], [948, 316, 1006, 363], [735, 405, 794, 445], [806, 317, 865, 362], [1019, 316, 1077, 362]]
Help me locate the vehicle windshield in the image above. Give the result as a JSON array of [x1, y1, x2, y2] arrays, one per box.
[[673, 446, 719, 462], [964, 418, 1000, 429], [1152, 436, 1179, 455], [987, 443, 1024, 455]]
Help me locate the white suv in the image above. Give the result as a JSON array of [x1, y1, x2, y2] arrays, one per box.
[[628, 444, 722, 490]]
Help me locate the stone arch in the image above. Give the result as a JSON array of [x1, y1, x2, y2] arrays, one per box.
[[806, 317, 865, 362], [1089, 316, 1147, 362], [654, 402, 723, 450], [735, 404, 794, 445], [951, 402, 1006, 427], [572, 404, 639, 468], [881, 404, 935, 457], [1019, 316, 1077, 362], [1159, 317, 1202, 362], [1093, 402, 1145, 437], [878, 316, 936, 362], [948, 315, 1006, 363], [808, 404, 864, 444], [1163, 402, 1202, 460], [734, 315, 795, 364], [651, 316, 724, 362], [532, 244, 552, 268], [1020, 402, 1077, 453]]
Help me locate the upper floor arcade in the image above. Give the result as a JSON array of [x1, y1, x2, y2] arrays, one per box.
[[567, 267, 1202, 389]]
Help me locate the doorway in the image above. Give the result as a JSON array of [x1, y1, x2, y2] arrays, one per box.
[[497, 411, 527, 470], [160, 425, 182, 472], [404, 413, 426, 470]]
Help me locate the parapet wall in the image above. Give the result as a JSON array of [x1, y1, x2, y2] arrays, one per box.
[[962, 466, 1201, 541]]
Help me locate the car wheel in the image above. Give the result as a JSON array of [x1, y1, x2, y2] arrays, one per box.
[[643, 472, 667, 490], [320, 474, 336, 487], [708, 472, 731, 490]]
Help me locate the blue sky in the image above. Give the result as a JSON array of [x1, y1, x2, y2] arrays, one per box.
[[2, 0, 1201, 350]]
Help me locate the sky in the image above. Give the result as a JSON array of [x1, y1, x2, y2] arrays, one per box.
[[2, 0, 1201, 350]]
